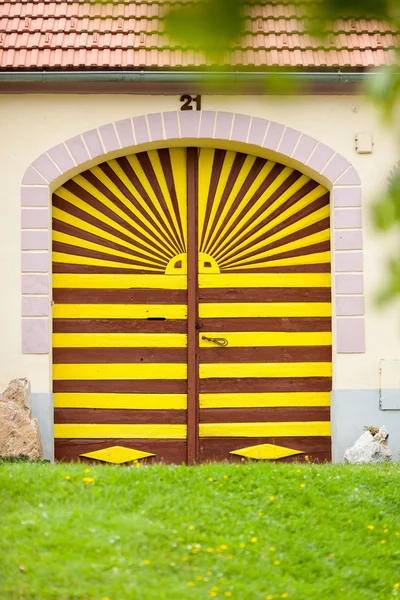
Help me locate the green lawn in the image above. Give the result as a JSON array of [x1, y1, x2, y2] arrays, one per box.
[[1, 461, 400, 600]]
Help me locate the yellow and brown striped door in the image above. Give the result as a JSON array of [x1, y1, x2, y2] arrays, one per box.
[[52, 149, 189, 464], [52, 147, 331, 464], [196, 148, 332, 462]]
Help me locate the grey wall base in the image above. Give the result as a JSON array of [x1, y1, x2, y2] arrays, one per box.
[[31, 393, 54, 462], [331, 389, 400, 462]]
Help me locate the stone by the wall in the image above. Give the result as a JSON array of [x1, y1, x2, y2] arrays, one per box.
[[0, 378, 43, 459], [344, 426, 392, 464]]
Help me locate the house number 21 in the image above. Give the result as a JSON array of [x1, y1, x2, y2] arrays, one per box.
[[180, 94, 202, 111]]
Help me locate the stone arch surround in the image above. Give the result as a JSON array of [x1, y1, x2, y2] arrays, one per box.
[[20, 110, 365, 355]]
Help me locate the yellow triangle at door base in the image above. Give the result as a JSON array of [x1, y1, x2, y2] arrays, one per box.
[[230, 443, 304, 460], [80, 446, 155, 464]]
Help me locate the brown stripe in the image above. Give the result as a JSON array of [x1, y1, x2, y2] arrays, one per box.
[[54, 408, 187, 425], [200, 149, 226, 251], [53, 348, 187, 364], [204, 152, 248, 254], [200, 317, 331, 332], [200, 346, 331, 363], [199, 406, 330, 423], [53, 288, 187, 304], [217, 193, 329, 265], [213, 169, 310, 260], [84, 164, 182, 257], [53, 319, 187, 333], [135, 153, 185, 253], [199, 288, 331, 302], [225, 264, 331, 273], [199, 377, 332, 393], [53, 380, 187, 393], [220, 217, 330, 268], [53, 241, 164, 270], [53, 218, 169, 264], [226, 240, 330, 270], [53, 264, 159, 274], [55, 438, 186, 464], [158, 148, 186, 248]]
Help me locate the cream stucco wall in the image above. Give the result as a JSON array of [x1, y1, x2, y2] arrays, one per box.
[[0, 93, 399, 398]]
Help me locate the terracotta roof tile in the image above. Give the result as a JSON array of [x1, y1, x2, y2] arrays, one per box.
[[0, 0, 398, 70]]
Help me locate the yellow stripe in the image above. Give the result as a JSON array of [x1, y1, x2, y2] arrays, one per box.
[[52, 251, 162, 272], [54, 424, 187, 439], [53, 333, 187, 348], [52, 274, 187, 289], [199, 273, 330, 288], [200, 392, 330, 408], [169, 148, 188, 239], [54, 393, 187, 409], [53, 304, 187, 319], [198, 148, 216, 244], [199, 302, 331, 318], [199, 362, 332, 378], [53, 363, 187, 380], [199, 422, 331, 437], [200, 332, 331, 347], [224, 251, 331, 270]]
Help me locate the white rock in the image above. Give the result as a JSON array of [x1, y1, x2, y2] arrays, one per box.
[[344, 426, 392, 464]]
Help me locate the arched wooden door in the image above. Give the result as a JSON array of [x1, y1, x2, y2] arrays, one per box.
[[52, 148, 332, 464]]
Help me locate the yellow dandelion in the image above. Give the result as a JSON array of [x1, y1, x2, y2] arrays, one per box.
[[64, 475, 71, 480], [227, 555, 233, 559], [208, 477, 214, 482], [269, 546, 276, 552], [206, 571, 213, 576], [187, 582, 195, 587], [101, 597, 111, 600], [269, 496, 275, 502], [239, 543, 245, 548], [250, 537, 258, 543], [196, 576, 203, 581], [223, 475, 228, 480], [211, 586, 219, 591], [207, 548, 214, 553], [84, 468, 91, 474], [395, 532, 400, 536], [305, 455, 309, 461], [259, 512, 263, 516], [384, 528, 389, 533], [273, 560, 280, 566], [296, 469, 301, 473], [380, 540, 386, 544], [394, 583, 400, 589], [367, 525, 375, 531], [142, 560, 151, 565], [220, 544, 228, 551], [300, 483, 305, 488], [224, 593, 232, 597], [82, 477, 95, 485], [266, 596, 274, 600], [193, 567, 199, 572], [188, 525, 195, 531], [183, 556, 189, 561], [281, 594, 289, 598], [209, 593, 217, 598]]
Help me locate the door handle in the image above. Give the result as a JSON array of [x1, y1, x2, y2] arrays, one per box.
[[202, 335, 228, 347]]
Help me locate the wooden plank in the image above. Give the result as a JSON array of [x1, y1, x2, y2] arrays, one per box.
[[187, 147, 199, 465], [199, 318, 331, 332], [53, 304, 187, 319], [53, 333, 187, 348], [53, 380, 187, 393], [199, 406, 330, 422], [199, 331, 331, 347], [53, 320, 187, 333], [55, 438, 187, 464], [199, 302, 331, 318], [54, 392, 187, 409], [52, 274, 187, 289], [199, 287, 331, 302], [199, 362, 332, 379], [54, 408, 187, 424], [199, 421, 331, 437], [199, 377, 331, 393], [199, 391, 330, 408], [199, 346, 332, 363], [53, 347, 187, 364], [54, 423, 187, 439], [53, 363, 187, 380], [199, 273, 330, 288], [53, 288, 187, 303]]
